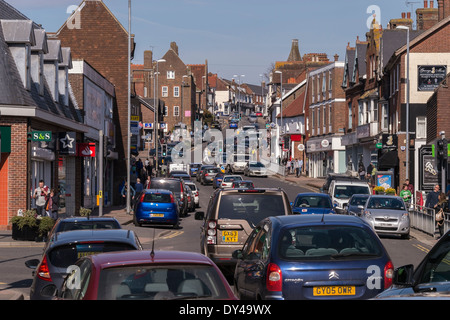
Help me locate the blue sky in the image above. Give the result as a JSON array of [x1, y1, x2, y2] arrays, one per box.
[[11, 0, 422, 84]]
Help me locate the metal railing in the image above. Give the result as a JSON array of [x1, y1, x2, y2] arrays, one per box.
[[409, 203, 449, 236]]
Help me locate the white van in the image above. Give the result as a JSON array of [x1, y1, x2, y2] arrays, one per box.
[[328, 180, 371, 214]]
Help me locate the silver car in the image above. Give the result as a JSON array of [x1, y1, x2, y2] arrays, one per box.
[[361, 195, 410, 239]]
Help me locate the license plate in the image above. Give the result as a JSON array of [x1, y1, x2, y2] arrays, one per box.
[[222, 231, 238, 243], [313, 286, 355, 296], [151, 214, 164, 217]]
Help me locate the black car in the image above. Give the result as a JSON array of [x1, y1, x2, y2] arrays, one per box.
[[149, 177, 189, 216], [346, 194, 370, 216], [25, 229, 142, 300], [375, 230, 450, 298]]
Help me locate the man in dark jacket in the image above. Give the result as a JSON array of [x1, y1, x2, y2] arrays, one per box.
[[425, 184, 440, 210]]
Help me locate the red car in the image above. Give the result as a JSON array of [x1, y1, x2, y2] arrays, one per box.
[[55, 250, 237, 300], [255, 112, 263, 117]]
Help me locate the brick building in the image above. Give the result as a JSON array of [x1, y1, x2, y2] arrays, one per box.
[[51, 0, 135, 203]]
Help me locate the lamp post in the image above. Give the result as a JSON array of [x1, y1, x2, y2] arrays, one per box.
[[233, 74, 245, 117], [274, 71, 283, 134], [127, 0, 131, 215], [154, 58, 166, 176], [397, 26, 410, 180]]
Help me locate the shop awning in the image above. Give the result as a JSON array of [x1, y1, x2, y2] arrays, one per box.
[[378, 150, 398, 169]]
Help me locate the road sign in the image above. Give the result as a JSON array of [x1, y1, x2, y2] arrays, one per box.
[[376, 142, 382, 149]]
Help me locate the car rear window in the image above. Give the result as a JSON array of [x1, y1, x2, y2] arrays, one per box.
[[143, 193, 172, 203], [97, 265, 230, 300], [334, 185, 370, 198], [150, 180, 181, 193], [48, 242, 136, 268], [349, 196, 369, 206], [206, 168, 219, 173], [278, 225, 383, 260], [223, 176, 242, 182], [57, 221, 121, 232], [186, 184, 197, 191], [294, 196, 332, 208], [218, 194, 286, 226]]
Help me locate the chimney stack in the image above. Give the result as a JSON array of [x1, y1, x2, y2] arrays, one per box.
[[424, 0, 428, 8], [287, 39, 302, 62], [334, 54, 339, 62]]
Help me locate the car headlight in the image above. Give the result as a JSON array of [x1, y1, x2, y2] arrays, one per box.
[[401, 212, 409, 220], [364, 210, 373, 219]]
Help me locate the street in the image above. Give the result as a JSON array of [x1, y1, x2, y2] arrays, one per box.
[[0, 172, 433, 300]]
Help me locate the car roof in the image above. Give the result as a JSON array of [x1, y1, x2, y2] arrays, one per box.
[[333, 180, 369, 186], [295, 192, 331, 197], [220, 187, 283, 194], [143, 189, 173, 194], [50, 229, 138, 247], [271, 214, 370, 227], [56, 217, 119, 223], [90, 250, 214, 269]]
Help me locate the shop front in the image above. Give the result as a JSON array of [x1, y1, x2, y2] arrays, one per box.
[[307, 136, 346, 178]]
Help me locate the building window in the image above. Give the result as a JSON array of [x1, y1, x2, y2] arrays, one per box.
[[416, 117, 427, 139], [373, 100, 378, 122], [174, 106, 179, 117], [162, 86, 168, 97], [164, 106, 168, 117], [174, 86, 179, 97], [358, 101, 364, 125], [167, 71, 175, 79], [348, 102, 353, 129], [381, 103, 388, 131]]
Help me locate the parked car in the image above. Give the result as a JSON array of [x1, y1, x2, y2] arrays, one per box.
[[255, 112, 263, 117], [375, 230, 450, 299], [233, 215, 393, 300], [291, 192, 335, 215], [346, 194, 370, 216], [229, 121, 238, 129], [185, 181, 199, 208], [231, 180, 255, 189], [328, 180, 371, 214], [49, 217, 121, 239], [133, 189, 180, 228], [149, 178, 188, 217], [53, 250, 237, 300], [244, 161, 267, 177], [25, 229, 142, 300], [200, 167, 220, 185], [189, 163, 202, 177], [184, 184, 195, 212], [360, 195, 410, 239], [221, 175, 243, 188], [196, 187, 292, 274]]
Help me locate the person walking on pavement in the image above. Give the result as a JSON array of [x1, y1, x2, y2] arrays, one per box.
[[435, 192, 447, 239], [121, 182, 135, 208], [298, 159, 303, 177], [425, 184, 440, 209], [33, 180, 49, 216], [45, 189, 59, 220]]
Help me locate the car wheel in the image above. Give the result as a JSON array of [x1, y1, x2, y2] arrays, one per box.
[[133, 214, 142, 227]]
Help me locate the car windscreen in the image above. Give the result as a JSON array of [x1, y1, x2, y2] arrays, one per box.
[[57, 221, 121, 232], [294, 196, 332, 208], [97, 265, 230, 300], [48, 242, 136, 268], [218, 194, 286, 226], [349, 196, 369, 206], [367, 197, 405, 210], [143, 193, 172, 203], [334, 185, 370, 199], [186, 184, 197, 191], [150, 180, 181, 193], [278, 225, 383, 260]]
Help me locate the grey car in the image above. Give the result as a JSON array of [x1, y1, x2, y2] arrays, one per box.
[[200, 167, 220, 185], [244, 161, 267, 177], [360, 195, 410, 239], [346, 194, 370, 216], [25, 229, 142, 300]]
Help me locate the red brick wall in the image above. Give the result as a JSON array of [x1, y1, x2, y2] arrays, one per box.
[[54, 1, 131, 181]]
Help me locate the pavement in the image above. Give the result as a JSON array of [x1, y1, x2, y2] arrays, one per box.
[[0, 173, 438, 300]]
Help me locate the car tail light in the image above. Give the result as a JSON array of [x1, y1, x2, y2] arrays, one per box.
[[384, 260, 394, 289], [206, 220, 217, 244], [266, 263, 282, 292], [170, 193, 175, 203], [37, 255, 52, 282], [205, 173, 209, 177], [180, 182, 184, 200], [195, 191, 199, 196], [140, 193, 146, 202]]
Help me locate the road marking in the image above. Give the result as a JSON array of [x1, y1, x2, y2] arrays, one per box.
[[413, 244, 430, 254], [157, 230, 184, 240]]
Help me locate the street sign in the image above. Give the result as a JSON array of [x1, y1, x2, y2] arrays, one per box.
[[376, 142, 382, 149], [31, 131, 52, 142]]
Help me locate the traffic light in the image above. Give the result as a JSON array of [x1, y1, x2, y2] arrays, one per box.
[[437, 139, 448, 160], [161, 144, 167, 157]]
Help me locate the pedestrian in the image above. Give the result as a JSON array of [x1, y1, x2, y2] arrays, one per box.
[[425, 184, 440, 210], [33, 180, 49, 216], [399, 184, 412, 206], [358, 163, 366, 181], [45, 188, 59, 220], [286, 159, 291, 175], [298, 159, 303, 177], [121, 182, 135, 207], [367, 162, 374, 178], [145, 175, 152, 189], [135, 178, 144, 194], [290, 159, 295, 175], [434, 192, 447, 239], [293, 158, 299, 177]]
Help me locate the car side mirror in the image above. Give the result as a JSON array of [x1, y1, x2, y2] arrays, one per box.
[[195, 211, 205, 220], [25, 259, 40, 270], [358, 205, 364, 209], [393, 264, 415, 286], [319, 188, 324, 193], [232, 250, 243, 259]]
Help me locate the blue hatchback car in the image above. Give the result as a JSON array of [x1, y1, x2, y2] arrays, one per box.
[[133, 189, 179, 229], [233, 215, 393, 300], [291, 192, 335, 215]]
